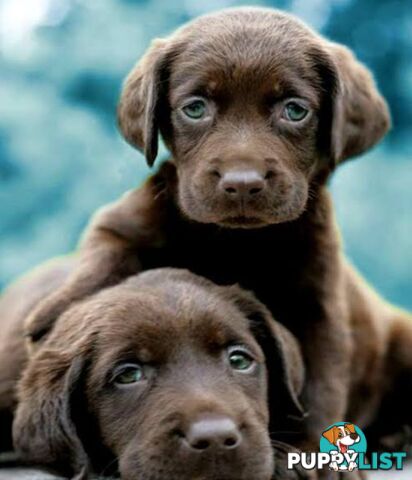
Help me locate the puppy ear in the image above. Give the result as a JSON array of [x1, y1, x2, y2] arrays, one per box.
[[322, 426, 338, 445], [226, 287, 306, 426], [316, 43, 390, 164], [117, 38, 172, 167], [13, 352, 90, 478], [345, 423, 356, 434]]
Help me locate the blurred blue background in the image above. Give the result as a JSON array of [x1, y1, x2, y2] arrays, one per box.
[[0, 0, 410, 308]]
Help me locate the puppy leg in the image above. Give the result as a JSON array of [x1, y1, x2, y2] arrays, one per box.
[[389, 312, 412, 427], [300, 314, 351, 446], [348, 461, 357, 472], [24, 164, 173, 345], [365, 312, 412, 451]]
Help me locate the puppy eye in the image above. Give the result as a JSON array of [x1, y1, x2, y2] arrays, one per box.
[[113, 363, 145, 385], [283, 101, 309, 122], [227, 347, 255, 372], [182, 99, 207, 119]]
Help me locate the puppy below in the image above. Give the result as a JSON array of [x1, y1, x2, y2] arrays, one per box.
[[0, 263, 306, 480]]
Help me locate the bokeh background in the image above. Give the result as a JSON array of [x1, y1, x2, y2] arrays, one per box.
[[0, 0, 411, 309]]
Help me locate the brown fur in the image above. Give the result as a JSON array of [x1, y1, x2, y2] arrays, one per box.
[[322, 426, 340, 446], [11, 4, 410, 465], [0, 267, 409, 479], [0, 258, 74, 452], [2, 266, 309, 480]]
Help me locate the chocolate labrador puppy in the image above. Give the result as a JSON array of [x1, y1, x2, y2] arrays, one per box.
[[1, 270, 412, 480], [22, 6, 408, 454], [0, 264, 307, 480]]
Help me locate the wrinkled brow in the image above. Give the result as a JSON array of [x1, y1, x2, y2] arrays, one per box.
[[170, 67, 321, 109]]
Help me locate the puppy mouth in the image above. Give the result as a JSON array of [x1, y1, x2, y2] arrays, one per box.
[[339, 443, 349, 453], [219, 216, 268, 229]]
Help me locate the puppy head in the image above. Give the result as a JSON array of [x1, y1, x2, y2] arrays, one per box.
[[338, 424, 360, 448], [13, 268, 305, 480], [322, 423, 360, 449], [118, 7, 389, 228]]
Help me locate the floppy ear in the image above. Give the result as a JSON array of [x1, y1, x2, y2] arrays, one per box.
[[13, 352, 90, 479], [117, 38, 172, 167], [322, 426, 338, 445], [315, 42, 390, 165], [345, 423, 356, 434], [226, 287, 306, 429]]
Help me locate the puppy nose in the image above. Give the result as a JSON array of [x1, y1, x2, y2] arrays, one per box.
[[219, 170, 265, 197], [185, 416, 242, 452], [350, 433, 359, 440]]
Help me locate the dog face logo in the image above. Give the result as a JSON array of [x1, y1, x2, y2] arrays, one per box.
[[289, 421, 406, 472], [322, 423, 360, 454], [320, 422, 367, 472]]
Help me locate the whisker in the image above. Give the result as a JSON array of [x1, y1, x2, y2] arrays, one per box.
[[153, 185, 167, 201], [98, 455, 120, 478]]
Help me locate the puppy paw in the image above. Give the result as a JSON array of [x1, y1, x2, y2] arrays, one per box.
[[348, 462, 358, 472], [329, 461, 339, 471], [24, 293, 71, 348]]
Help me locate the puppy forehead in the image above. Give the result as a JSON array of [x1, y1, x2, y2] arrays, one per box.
[[95, 288, 254, 357], [170, 11, 321, 102], [170, 48, 320, 110]]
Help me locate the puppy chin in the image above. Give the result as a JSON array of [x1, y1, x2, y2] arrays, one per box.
[[218, 202, 308, 229], [218, 216, 272, 229], [178, 196, 308, 229], [177, 200, 270, 229], [177, 182, 309, 229]]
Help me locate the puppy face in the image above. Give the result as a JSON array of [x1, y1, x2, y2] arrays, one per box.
[[118, 8, 389, 228], [322, 423, 360, 453], [88, 286, 271, 480], [13, 269, 305, 480], [167, 34, 317, 228]]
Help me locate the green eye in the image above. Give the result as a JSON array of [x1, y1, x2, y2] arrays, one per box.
[[228, 349, 254, 371], [114, 364, 144, 385], [284, 101, 309, 122], [182, 99, 207, 119]]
